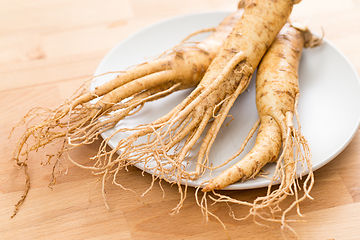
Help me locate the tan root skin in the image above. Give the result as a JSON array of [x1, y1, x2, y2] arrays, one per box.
[[199, 23, 320, 236], [14, 9, 244, 156], [10, 9, 244, 217], [203, 115, 282, 191], [203, 23, 317, 192], [188, 0, 297, 177], [81, 0, 297, 217]]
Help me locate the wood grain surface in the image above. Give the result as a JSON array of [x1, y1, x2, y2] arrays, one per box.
[[1, 0, 360, 239]]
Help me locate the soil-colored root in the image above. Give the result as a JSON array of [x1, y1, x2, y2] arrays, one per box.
[[76, 0, 296, 214], [197, 23, 321, 236], [10, 9, 245, 217]]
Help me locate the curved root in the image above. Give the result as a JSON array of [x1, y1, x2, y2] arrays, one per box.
[[10, 10, 245, 217], [74, 0, 295, 215], [197, 110, 313, 237], [197, 23, 319, 236]]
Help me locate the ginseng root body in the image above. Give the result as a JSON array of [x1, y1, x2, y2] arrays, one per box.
[[87, 0, 298, 212], [11, 9, 245, 217], [201, 23, 321, 233]]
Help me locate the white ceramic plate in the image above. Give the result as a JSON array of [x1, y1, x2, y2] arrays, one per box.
[[92, 11, 360, 190]]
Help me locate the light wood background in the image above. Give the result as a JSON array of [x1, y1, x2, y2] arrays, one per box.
[[1, 0, 360, 239]]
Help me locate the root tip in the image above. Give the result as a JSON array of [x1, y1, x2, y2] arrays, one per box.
[[202, 184, 214, 192]]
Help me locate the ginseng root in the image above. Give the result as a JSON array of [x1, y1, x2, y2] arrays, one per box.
[[10, 9, 245, 217], [200, 23, 322, 234], [83, 0, 299, 212]]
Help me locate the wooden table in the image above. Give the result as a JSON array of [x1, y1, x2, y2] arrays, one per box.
[[1, 1, 360, 239]]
